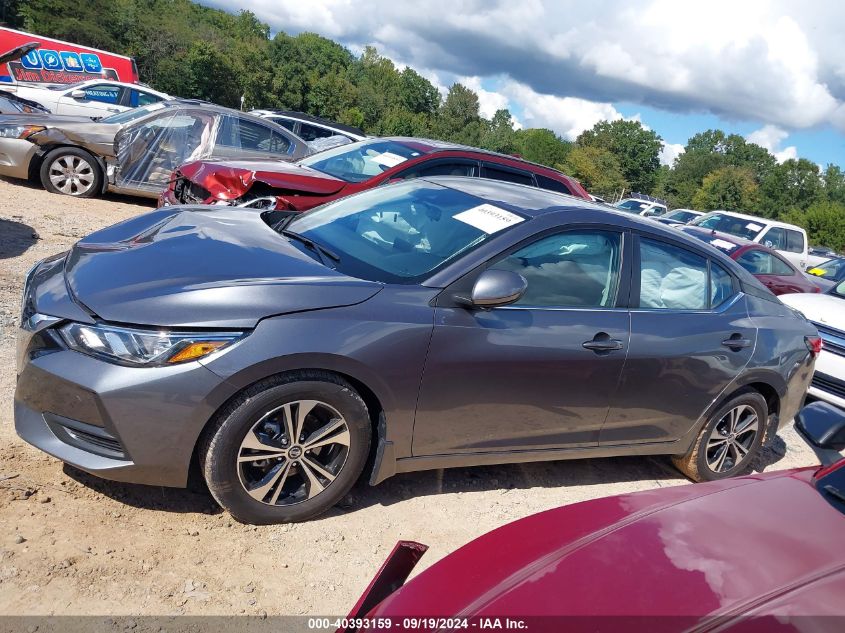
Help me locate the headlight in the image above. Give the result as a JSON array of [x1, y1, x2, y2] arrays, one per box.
[[58, 323, 244, 366], [0, 125, 45, 139]]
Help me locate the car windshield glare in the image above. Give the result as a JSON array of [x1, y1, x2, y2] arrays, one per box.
[[833, 279, 845, 297], [285, 180, 526, 283], [100, 102, 167, 124], [616, 200, 647, 213], [692, 213, 764, 240], [299, 139, 422, 182]]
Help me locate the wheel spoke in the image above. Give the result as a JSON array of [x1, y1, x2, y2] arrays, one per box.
[[245, 460, 290, 502], [280, 403, 295, 444], [294, 400, 319, 442], [735, 414, 758, 436], [303, 417, 346, 448], [714, 443, 730, 472], [307, 428, 350, 450], [707, 436, 729, 449], [267, 461, 293, 505], [240, 428, 281, 452], [299, 458, 326, 498], [302, 455, 337, 483]]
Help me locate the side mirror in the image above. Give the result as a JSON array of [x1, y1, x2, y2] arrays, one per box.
[[70, 89, 86, 100], [795, 401, 845, 466], [461, 269, 527, 309]]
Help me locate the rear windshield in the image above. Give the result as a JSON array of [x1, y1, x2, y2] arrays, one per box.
[[811, 258, 845, 279], [299, 139, 422, 183], [615, 199, 649, 213], [667, 210, 698, 223], [692, 213, 765, 240]]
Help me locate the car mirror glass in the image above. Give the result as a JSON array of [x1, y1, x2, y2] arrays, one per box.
[[70, 89, 86, 99]]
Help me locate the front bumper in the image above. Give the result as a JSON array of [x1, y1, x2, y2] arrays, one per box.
[[0, 137, 37, 179], [15, 325, 236, 487]]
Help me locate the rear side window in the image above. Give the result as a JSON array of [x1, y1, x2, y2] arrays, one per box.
[[761, 227, 786, 250], [491, 231, 622, 308], [786, 229, 805, 254], [640, 239, 708, 310], [129, 89, 162, 108], [271, 117, 297, 132], [736, 249, 794, 276], [710, 263, 734, 308], [535, 174, 573, 195], [482, 164, 535, 186]]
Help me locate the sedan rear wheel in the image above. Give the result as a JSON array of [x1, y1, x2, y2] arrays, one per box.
[[40, 147, 103, 198], [672, 389, 768, 482], [200, 372, 371, 524]]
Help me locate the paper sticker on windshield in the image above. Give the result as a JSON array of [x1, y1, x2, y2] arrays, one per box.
[[746, 222, 763, 232], [372, 152, 407, 168], [710, 239, 737, 251], [453, 204, 525, 234]]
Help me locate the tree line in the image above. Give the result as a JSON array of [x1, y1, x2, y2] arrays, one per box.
[[5, 0, 845, 251]]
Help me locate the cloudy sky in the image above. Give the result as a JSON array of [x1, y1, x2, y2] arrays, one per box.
[[202, 0, 845, 167]]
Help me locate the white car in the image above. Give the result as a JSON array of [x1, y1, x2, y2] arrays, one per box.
[[781, 282, 845, 410], [690, 211, 809, 270], [250, 109, 367, 143], [7, 79, 171, 117], [614, 195, 668, 217]]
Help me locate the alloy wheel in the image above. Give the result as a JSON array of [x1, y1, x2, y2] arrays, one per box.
[[48, 155, 95, 195], [236, 400, 351, 506], [705, 404, 759, 473]]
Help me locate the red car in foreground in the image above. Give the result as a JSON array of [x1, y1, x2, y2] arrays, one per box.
[[342, 402, 845, 632], [681, 226, 821, 295], [158, 137, 591, 210]]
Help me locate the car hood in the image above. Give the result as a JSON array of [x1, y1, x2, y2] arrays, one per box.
[[178, 158, 346, 201], [60, 206, 381, 328], [779, 292, 845, 331], [368, 469, 845, 620]]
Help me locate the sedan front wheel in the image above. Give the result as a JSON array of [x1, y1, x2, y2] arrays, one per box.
[[200, 372, 372, 524]]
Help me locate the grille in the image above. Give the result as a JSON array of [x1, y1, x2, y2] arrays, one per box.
[[811, 322, 845, 358], [173, 176, 211, 204], [812, 372, 845, 400]]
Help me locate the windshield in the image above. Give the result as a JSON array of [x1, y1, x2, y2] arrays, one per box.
[[100, 102, 168, 124], [285, 180, 526, 283], [833, 279, 845, 298], [298, 139, 422, 182], [691, 213, 765, 240], [615, 199, 648, 213], [667, 210, 697, 223], [811, 258, 845, 279]]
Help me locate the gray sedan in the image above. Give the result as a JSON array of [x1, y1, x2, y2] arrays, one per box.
[[16, 178, 819, 523]]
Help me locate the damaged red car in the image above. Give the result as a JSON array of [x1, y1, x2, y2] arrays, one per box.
[[158, 137, 591, 209]]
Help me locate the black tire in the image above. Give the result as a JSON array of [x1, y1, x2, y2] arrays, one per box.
[[39, 147, 103, 198], [672, 389, 768, 482], [199, 371, 371, 524]]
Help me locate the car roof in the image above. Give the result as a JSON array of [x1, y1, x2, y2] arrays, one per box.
[[62, 78, 171, 96], [702, 210, 806, 233], [253, 110, 365, 136], [680, 226, 754, 248]]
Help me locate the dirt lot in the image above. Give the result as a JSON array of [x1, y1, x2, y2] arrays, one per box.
[[0, 176, 822, 617]]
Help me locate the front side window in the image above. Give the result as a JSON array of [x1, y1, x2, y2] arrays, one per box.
[[490, 231, 622, 308], [285, 180, 526, 283], [299, 139, 422, 182], [130, 89, 163, 107], [81, 84, 121, 104], [399, 161, 477, 179], [640, 239, 708, 310], [761, 227, 787, 250], [481, 164, 534, 186], [298, 122, 333, 141], [736, 249, 794, 276], [217, 116, 292, 154], [786, 229, 805, 254], [535, 174, 573, 195]]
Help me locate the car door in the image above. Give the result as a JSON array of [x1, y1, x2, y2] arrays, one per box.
[[601, 234, 755, 445], [412, 227, 631, 456], [56, 83, 125, 116]]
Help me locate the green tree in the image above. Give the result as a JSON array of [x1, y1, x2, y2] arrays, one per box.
[[822, 164, 845, 205], [783, 201, 845, 252], [692, 166, 759, 212], [562, 145, 628, 200], [576, 120, 663, 193], [480, 109, 518, 154], [514, 128, 571, 167], [184, 41, 239, 106], [398, 68, 440, 115], [759, 158, 822, 216]]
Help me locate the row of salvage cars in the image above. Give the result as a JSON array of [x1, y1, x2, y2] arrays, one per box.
[[6, 93, 845, 629]]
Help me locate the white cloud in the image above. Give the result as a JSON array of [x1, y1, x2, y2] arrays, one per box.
[[202, 0, 845, 136], [745, 124, 797, 163], [459, 76, 510, 119], [660, 142, 685, 166]]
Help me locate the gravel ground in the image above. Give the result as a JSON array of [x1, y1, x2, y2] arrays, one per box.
[[0, 176, 823, 616]]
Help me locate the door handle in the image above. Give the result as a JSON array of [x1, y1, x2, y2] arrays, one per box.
[[583, 333, 624, 353], [722, 334, 752, 350]]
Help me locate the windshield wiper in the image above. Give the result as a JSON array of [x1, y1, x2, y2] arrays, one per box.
[[280, 229, 340, 267]]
